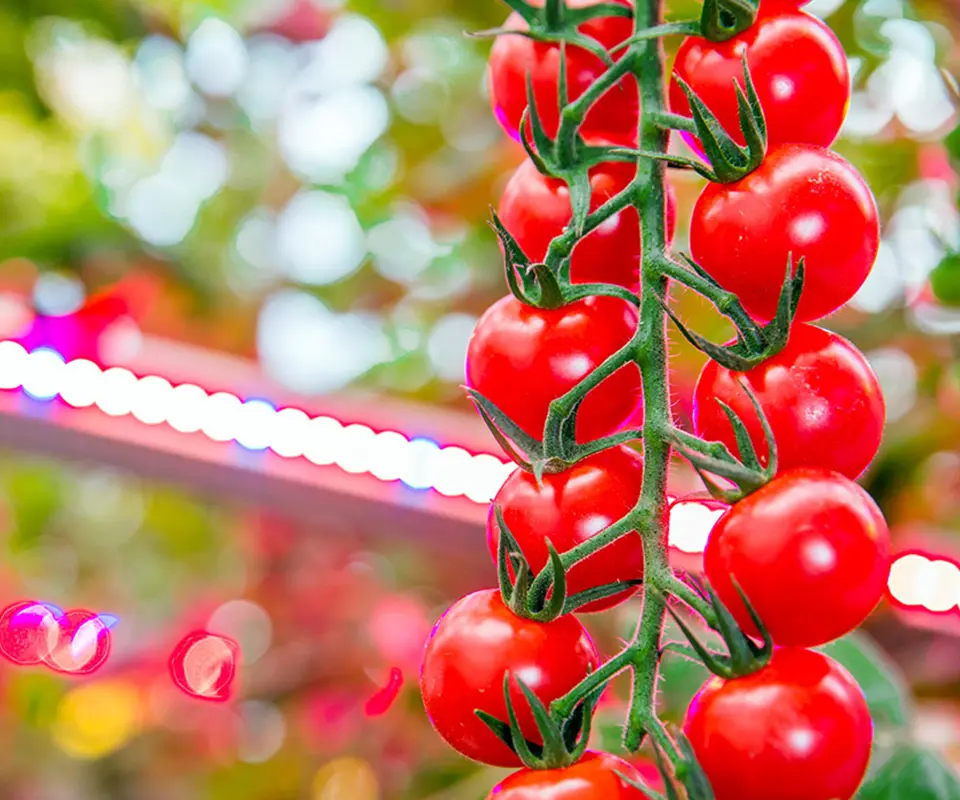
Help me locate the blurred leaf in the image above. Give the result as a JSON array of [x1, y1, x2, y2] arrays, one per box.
[[857, 747, 960, 800]]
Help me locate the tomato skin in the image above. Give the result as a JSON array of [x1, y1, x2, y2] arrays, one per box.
[[466, 295, 640, 447], [486, 751, 653, 798], [670, 9, 848, 151], [488, 446, 645, 613], [489, 0, 638, 142], [704, 468, 891, 647], [684, 648, 873, 800], [690, 144, 880, 322], [694, 324, 886, 479], [420, 589, 600, 767], [499, 158, 677, 292]]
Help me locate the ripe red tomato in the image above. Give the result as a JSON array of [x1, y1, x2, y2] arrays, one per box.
[[691, 144, 880, 322], [420, 589, 599, 767], [670, 9, 848, 151], [466, 295, 640, 447], [485, 751, 653, 798], [694, 324, 885, 480], [684, 647, 873, 800], [499, 158, 678, 292], [489, 446, 645, 613], [704, 468, 891, 647], [489, 0, 638, 142]]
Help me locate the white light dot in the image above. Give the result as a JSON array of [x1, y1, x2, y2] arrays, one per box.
[[237, 701, 286, 764], [0, 341, 28, 390], [465, 454, 513, 504], [303, 416, 345, 466], [131, 375, 174, 425], [888, 554, 932, 606], [202, 393, 243, 442], [207, 600, 272, 665], [336, 424, 378, 474], [367, 430, 410, 482], [22, 349, 66, 400], [235, 400, 276, 451], [166, 383, 209, 434], [95, 368, 138, 417], [432, 447, 474, 498], [400, 439, 440, 490], [59, 359, 103, 408], [668, 502, 726, 554], [269, 408, 310, 459], [925, 560, 960, 612], [185, 18, 248, 98]]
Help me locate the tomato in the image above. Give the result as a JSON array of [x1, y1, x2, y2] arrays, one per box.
[[694, 324, 885, 480], [684, 647, 873, 800], [670, 9, 848, 151], [489, 446, 645, 613], [420, 589, 599, 767], [690, 144, 880, 322], [489, 0, 638, 143], [466, 295, 640, 447], [704, 468, 891, 647], [499, 158, 677, 292], [485, 751, 652, 798]]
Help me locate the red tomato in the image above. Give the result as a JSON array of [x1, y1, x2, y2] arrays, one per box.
[[489, 0, 638, 142], [485, 751, 653, 798], [694, 324, 886, 479], [420, 589, 599, 767], [466, 295, 640, 447], [499, 158, 678, 292], [691, 144, 880, 322], [704, 468, 891, 647], [488, 446, 645, 613], [685, 648, 872, 800], [670, 9, 848, 151]]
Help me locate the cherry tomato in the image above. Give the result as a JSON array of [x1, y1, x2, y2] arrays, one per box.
[[694, 324, 885, 479], [485, 751, 653, 798], [704, 468, 891, 647], [684, 648, 872, 800], [489, 446, 645, 613], [691, 144, 880, 322], [489, 0, 638, 142], [499, 158, 677, 292], [670, 9, 848, 151], [420, 589, 599, 767], [466, 295, 641, 447]]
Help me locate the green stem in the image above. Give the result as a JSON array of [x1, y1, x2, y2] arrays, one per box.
[[625, 0, 677, 762], [650, 110, 698, 133], [658, 256, 764, 350], [544, 182, 636, 269]]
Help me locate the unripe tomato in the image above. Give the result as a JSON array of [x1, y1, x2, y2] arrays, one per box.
[[466, 295, 641, 448], [485, 751, 653, 798], [930, 252, 960, 307], [704, 468, 891, 647], [694, 324, 885, 479], [488, 446, 645, 613], [691, 144, 880, 322], [499, 158, 678, 292], [670, 9, 848, 151], [684, 648, 873, 800], [420, 589, 599, 767], [489, 0, 638, 142]]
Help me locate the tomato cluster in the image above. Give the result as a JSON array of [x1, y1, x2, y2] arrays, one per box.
[[421, 1, 889, 797]]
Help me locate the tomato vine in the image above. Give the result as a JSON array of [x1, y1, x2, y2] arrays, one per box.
[[421, 0, 895, 797]]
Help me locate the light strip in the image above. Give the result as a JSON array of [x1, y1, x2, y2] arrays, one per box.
[[0, 342, 516, 505]]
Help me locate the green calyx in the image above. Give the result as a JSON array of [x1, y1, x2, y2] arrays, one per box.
[[675, 53, 767, 183], [699, 0, 759, 43], [494, 504, 643, 622], [619, 735, 717, 800], [476, 673, 597, 769], [930, 252, 960, 307], [663, 580, 773, 680], [663, 254, 805, 372]]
